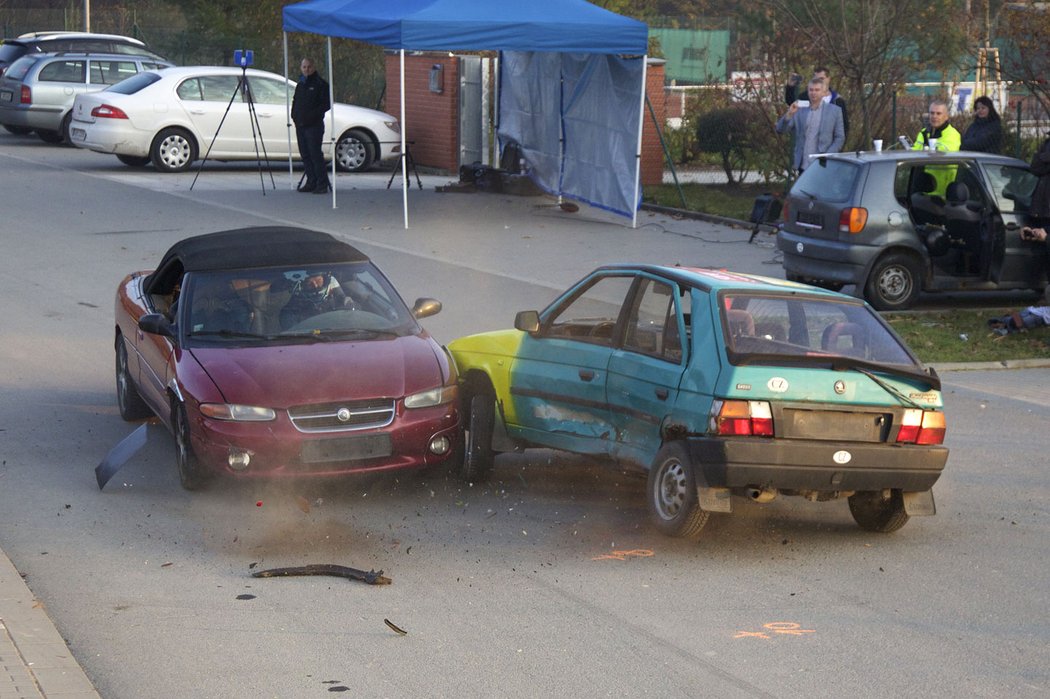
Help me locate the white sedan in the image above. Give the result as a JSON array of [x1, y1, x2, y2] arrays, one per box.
[[69, 65, 401, 173]]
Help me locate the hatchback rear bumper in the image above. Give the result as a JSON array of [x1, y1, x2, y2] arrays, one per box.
[[777, 229, 876, 286], [687, 436, 948, 492]]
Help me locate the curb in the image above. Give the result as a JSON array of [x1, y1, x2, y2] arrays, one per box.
[[0, 549, 100, 698]]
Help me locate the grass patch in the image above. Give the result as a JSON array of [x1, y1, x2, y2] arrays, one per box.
[[643, 182, 787, 221], [886, 308, 1049, 364]]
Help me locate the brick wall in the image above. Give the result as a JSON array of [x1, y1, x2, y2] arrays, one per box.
[[384, 54, 461, 172], [384, 53, 666, 185], [640, 60, 666, 186]]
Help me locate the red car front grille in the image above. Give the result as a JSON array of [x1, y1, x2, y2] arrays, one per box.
[[287, 399, 395, 433]]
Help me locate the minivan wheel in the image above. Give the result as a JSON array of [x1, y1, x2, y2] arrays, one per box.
[[865, 252, 922, 310], [647, 442, 709, 538], [461, 392, 495, 482], [60, 112, 73, 145]]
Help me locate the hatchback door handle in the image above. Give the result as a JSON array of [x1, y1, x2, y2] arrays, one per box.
[[579, 369, 595, 382], [655, 388, 669, 400]]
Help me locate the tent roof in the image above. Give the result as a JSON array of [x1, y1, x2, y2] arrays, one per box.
[[282, 0, 648, 54]]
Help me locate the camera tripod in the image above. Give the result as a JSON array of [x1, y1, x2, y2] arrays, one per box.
[[190, 65, 276, 194]]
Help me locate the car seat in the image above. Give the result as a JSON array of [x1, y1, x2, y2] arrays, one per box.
[[821, 322, 867, 357], [726, 309, 755, 338], [943, 182, 983, 258], [910, 172, 946, 226]]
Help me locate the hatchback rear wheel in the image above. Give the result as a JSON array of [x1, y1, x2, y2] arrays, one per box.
[[865, 252, 922, 310], [848, 489, 910, 533], [647, 442, 709, 538]]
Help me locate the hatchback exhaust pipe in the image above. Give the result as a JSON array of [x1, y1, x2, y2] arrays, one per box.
[[748, 487, 778, 503]]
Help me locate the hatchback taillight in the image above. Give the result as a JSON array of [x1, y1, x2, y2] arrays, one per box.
[[711, 399, 773, 437], [838, 207, 868, 233], [20, 85, 30, 104], [896, 409, 946, 445], [91, 104, 129, 119]]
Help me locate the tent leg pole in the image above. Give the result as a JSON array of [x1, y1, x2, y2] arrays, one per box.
[[401, 49, 408, 229], [327, 38, 336, 208], [630, 56, 648, 229], [284, 33, 293, 189]]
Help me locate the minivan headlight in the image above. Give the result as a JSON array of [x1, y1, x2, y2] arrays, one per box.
[[199, 403, 276, 421], [404, 385, 457, 409]]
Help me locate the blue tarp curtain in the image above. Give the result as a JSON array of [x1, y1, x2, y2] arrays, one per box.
[[283, 0, 649, 222], [498, 52, 645, 218]]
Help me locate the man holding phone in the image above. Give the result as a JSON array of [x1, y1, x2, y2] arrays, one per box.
[[775, 77, 845, 174]]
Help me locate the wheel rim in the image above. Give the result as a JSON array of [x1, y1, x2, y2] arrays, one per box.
[[175, 408, 190, 471], [159, 134, 192, 170], [877, 265, 912, 303], [116, 344, 131, 411], [336, 137, 366, 170], [654, 459, 688, 521]]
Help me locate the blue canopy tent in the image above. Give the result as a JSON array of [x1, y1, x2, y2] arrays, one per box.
[[282, 0, 649, 227]]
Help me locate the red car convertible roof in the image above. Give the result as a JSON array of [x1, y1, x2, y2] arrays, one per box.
[[144, 227, 368, 295]]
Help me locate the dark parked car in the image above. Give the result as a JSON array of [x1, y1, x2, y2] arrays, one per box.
[[449, 266, 948, 537], [777, 150, 1046, 309], [115, 227, 459, 489]]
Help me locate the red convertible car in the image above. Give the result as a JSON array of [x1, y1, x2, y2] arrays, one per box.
[[114, 227, 459, 489]]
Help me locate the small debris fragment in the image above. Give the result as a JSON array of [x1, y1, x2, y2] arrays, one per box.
[[160, 562, 173, 568], [256, 501, 263, 507], [236, 594, 256, 600], [295, 495, 311, 514], [384, 618, 408, 635]]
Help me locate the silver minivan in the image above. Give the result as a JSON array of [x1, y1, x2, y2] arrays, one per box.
[[0, 51, 172, 143]]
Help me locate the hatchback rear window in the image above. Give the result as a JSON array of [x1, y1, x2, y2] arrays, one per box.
[[105, 71, 161, 94], [790, 158, 860, 203]]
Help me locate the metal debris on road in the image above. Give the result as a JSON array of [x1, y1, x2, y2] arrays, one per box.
[[384, 618, 408, 635], [95, 422, 151, 489], [251, 564, 392, 585]]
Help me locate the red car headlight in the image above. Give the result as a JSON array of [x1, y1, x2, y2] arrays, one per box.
[[404, 385, 458, 409], [199, 403, 276, 421]]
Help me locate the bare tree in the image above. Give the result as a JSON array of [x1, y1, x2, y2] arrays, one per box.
[[739, 0, 970, 147]]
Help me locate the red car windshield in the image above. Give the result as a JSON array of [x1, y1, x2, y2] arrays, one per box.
[[181, 262, 417, 343]]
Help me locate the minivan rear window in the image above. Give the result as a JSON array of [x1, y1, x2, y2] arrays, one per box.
[[790, 158, 860, 203], [105, 71, 161, 94]]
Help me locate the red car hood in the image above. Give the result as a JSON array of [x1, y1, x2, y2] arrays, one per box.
[[188, 334, 445, 407]]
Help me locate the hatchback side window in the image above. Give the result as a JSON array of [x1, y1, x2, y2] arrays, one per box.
[[90, 60, 139, 85], [623, 278, 687, 363], [38, 59, 85, 83], [544, 275, 634, 346]]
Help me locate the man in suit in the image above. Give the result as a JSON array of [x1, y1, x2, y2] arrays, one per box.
[[775, 78, 845, 175]]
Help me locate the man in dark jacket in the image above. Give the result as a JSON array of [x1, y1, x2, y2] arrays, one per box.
[[1029, 135, 1050, 227], [291, 58, 331, 194]]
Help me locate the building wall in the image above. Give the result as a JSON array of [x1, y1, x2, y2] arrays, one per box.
[[383, 54, 461, 172], [384, 53, 666, 186]]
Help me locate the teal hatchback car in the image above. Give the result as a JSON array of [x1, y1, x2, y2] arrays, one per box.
[[448, 266, 948, 538]]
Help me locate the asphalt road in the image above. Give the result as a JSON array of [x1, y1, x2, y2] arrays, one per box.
[[0, 134, 1047, 698]]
